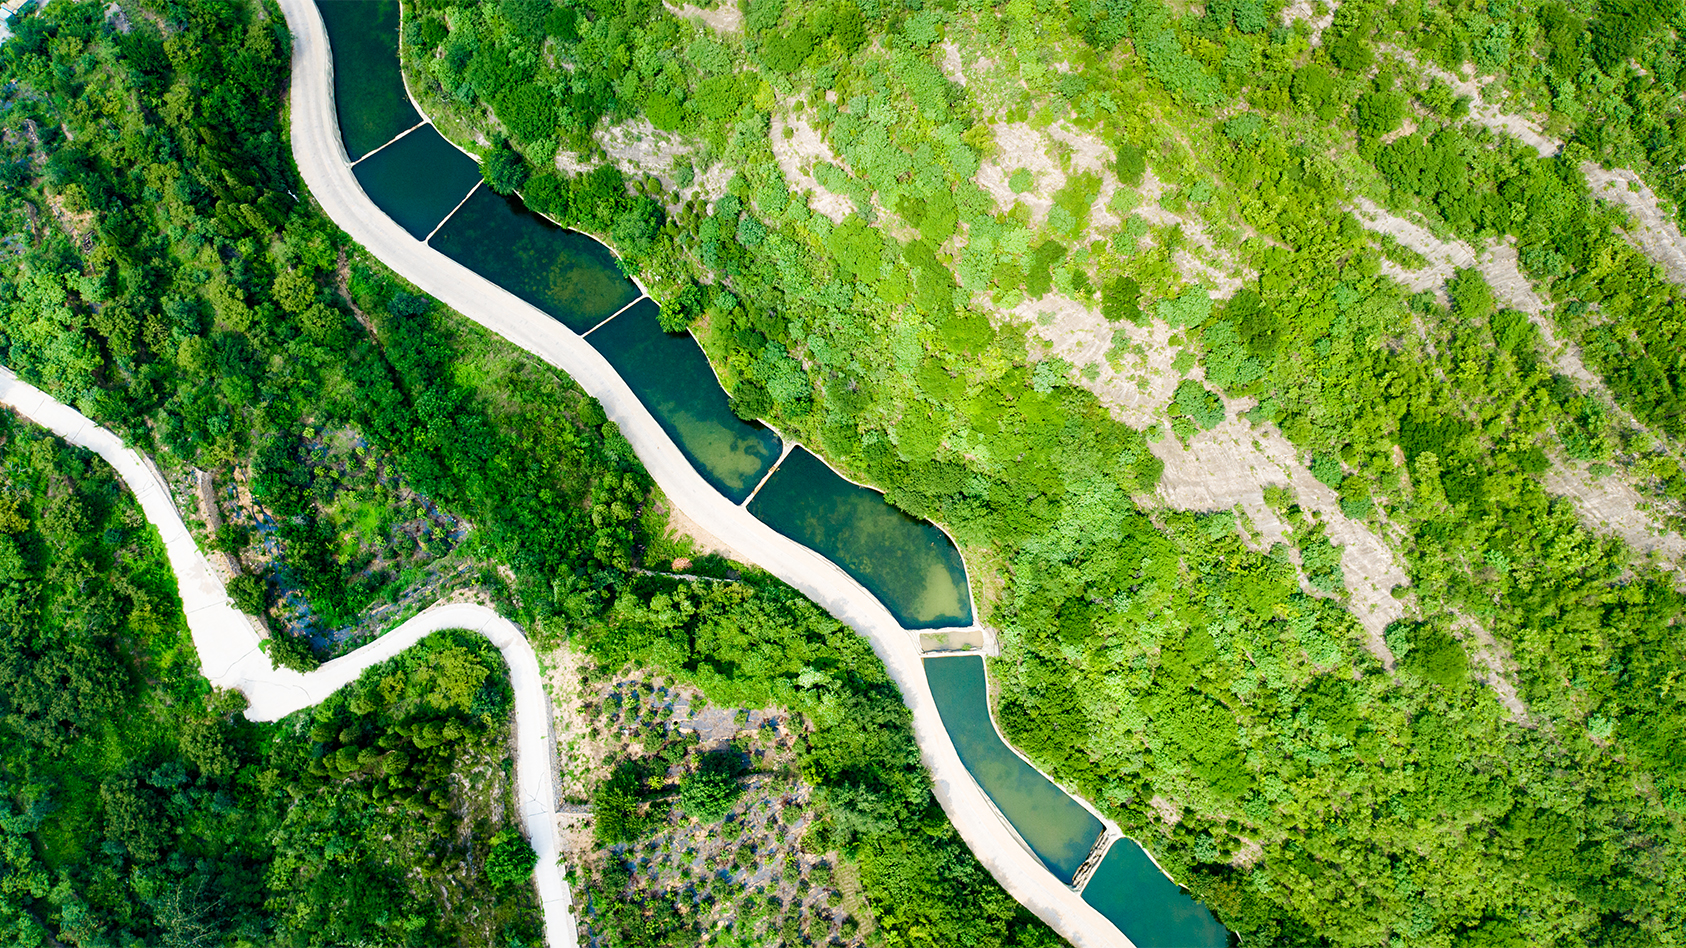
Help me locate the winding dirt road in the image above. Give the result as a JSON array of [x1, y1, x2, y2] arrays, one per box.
[[0, 369, 581, 944]]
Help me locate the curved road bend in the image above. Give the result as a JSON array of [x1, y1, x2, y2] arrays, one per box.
[[0, 368, 579, 948], [278, 1, 1131, 944]]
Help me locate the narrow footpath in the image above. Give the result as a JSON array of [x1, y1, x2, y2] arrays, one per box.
[[0, 368, 579, 948], [274, 0, 1133, 944]]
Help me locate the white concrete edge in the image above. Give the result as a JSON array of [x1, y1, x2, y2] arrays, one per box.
[[423, 178, 482, 243], [350, 117, 428, 167], [0, 368, 577, 948]]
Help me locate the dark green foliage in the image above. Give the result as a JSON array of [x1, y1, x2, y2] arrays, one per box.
[[1115, 143, 1148, 186], [494, 82, 556, 142], [657, 281, 706, 333], [487, 830, 539, 887], [678, 749, 745, 821], [1393, 623, 1471, 688], [1353, 89, 1406, 138], [1291, 64, 1337, 118], [0, 420, 539, 945], [595, 758, 650, 844], [227, 572, 265, 614], [1299, 534, 1346, 595], [1024, 240, 1068, 298], [1102, 275, 1142, 323], [262, 627, 322, 672], [482, 144, 531, 195]]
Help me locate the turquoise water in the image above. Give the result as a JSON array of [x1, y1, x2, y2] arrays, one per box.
[[752, 448, 971, 629], [588, 300, 781, 503], [350, 124, 482, 240], [429, 186, 639, 333], [1083, 839, 1231, 948], [924, 655, 1102, 881], [316, 0, 421, 161]]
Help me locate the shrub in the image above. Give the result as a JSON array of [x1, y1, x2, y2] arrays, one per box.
[[261, 630, 320, 672], [227, 573, 265, 614], [481, 146, 530, 195], [486, 830, 538, 887], [679, 750, 744, 822], [1173, 379, 1225, 430]]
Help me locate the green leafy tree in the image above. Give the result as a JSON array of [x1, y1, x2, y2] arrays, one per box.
[[486, 830, 538, 887], [679, 750, 744, 822], [481, 145, 530, 195]]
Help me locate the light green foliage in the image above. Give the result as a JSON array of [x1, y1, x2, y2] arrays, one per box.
[[1158, 285, 1213, 328], [1299, 534, 1346, 595], [1172, 379, 1225, 430]]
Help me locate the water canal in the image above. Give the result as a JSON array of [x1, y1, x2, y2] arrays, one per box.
[[315, 2, 1230, 942], [1082, 838, 1231, 948], [588, 299, 781, 503], [316, 0, 418, 159], [351, 124, 482, 240], [428, 186, 640, 332], [752, 447, 970, 628], [925, 655, 1103, 880]]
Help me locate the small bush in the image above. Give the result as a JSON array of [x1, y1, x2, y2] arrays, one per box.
[[486, 830, 538, 887], [680, 750, 744, 822]]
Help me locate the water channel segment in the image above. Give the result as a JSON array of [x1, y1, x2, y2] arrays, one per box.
[[351, 123, 483, 240], [751, 447, 972, 628], [587, 298, 783, 504], [316, 0, 420, 160], [292, 1, 1229, 944]]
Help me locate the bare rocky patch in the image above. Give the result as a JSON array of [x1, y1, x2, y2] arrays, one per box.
[[1540, 458, 1686, 570], [1150, 407, 1408, 662], [662, 1, 741, 33], [770, 106, 855, 224]]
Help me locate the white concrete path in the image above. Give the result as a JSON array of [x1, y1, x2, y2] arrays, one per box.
[[0, 368, 578, 948], [275, 0, 1133, 944]]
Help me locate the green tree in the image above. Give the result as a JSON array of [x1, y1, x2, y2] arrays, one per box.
[[679, 750, 744, 822], [486, 830, 538, 887], [482, 145, 530, 195]]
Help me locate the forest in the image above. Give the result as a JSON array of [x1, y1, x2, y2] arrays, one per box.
[[0, 0, 1059, 944], [399, 0, 1686, 943], [0, 415, 539, 945]]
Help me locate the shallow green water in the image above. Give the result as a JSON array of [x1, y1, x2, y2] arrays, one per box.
[[350, 124, 482, 240], [924, 655, 1101, 881], [588, 300, 781, 503], [1083, 838, 1230, 948], [316, 0, 421, 161], [429, 187, 639, 332], [752, 449, 970, 629]]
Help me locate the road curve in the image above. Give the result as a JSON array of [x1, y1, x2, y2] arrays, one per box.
[[291, 1, 1130, 944], [0, 368, 579, 948]]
